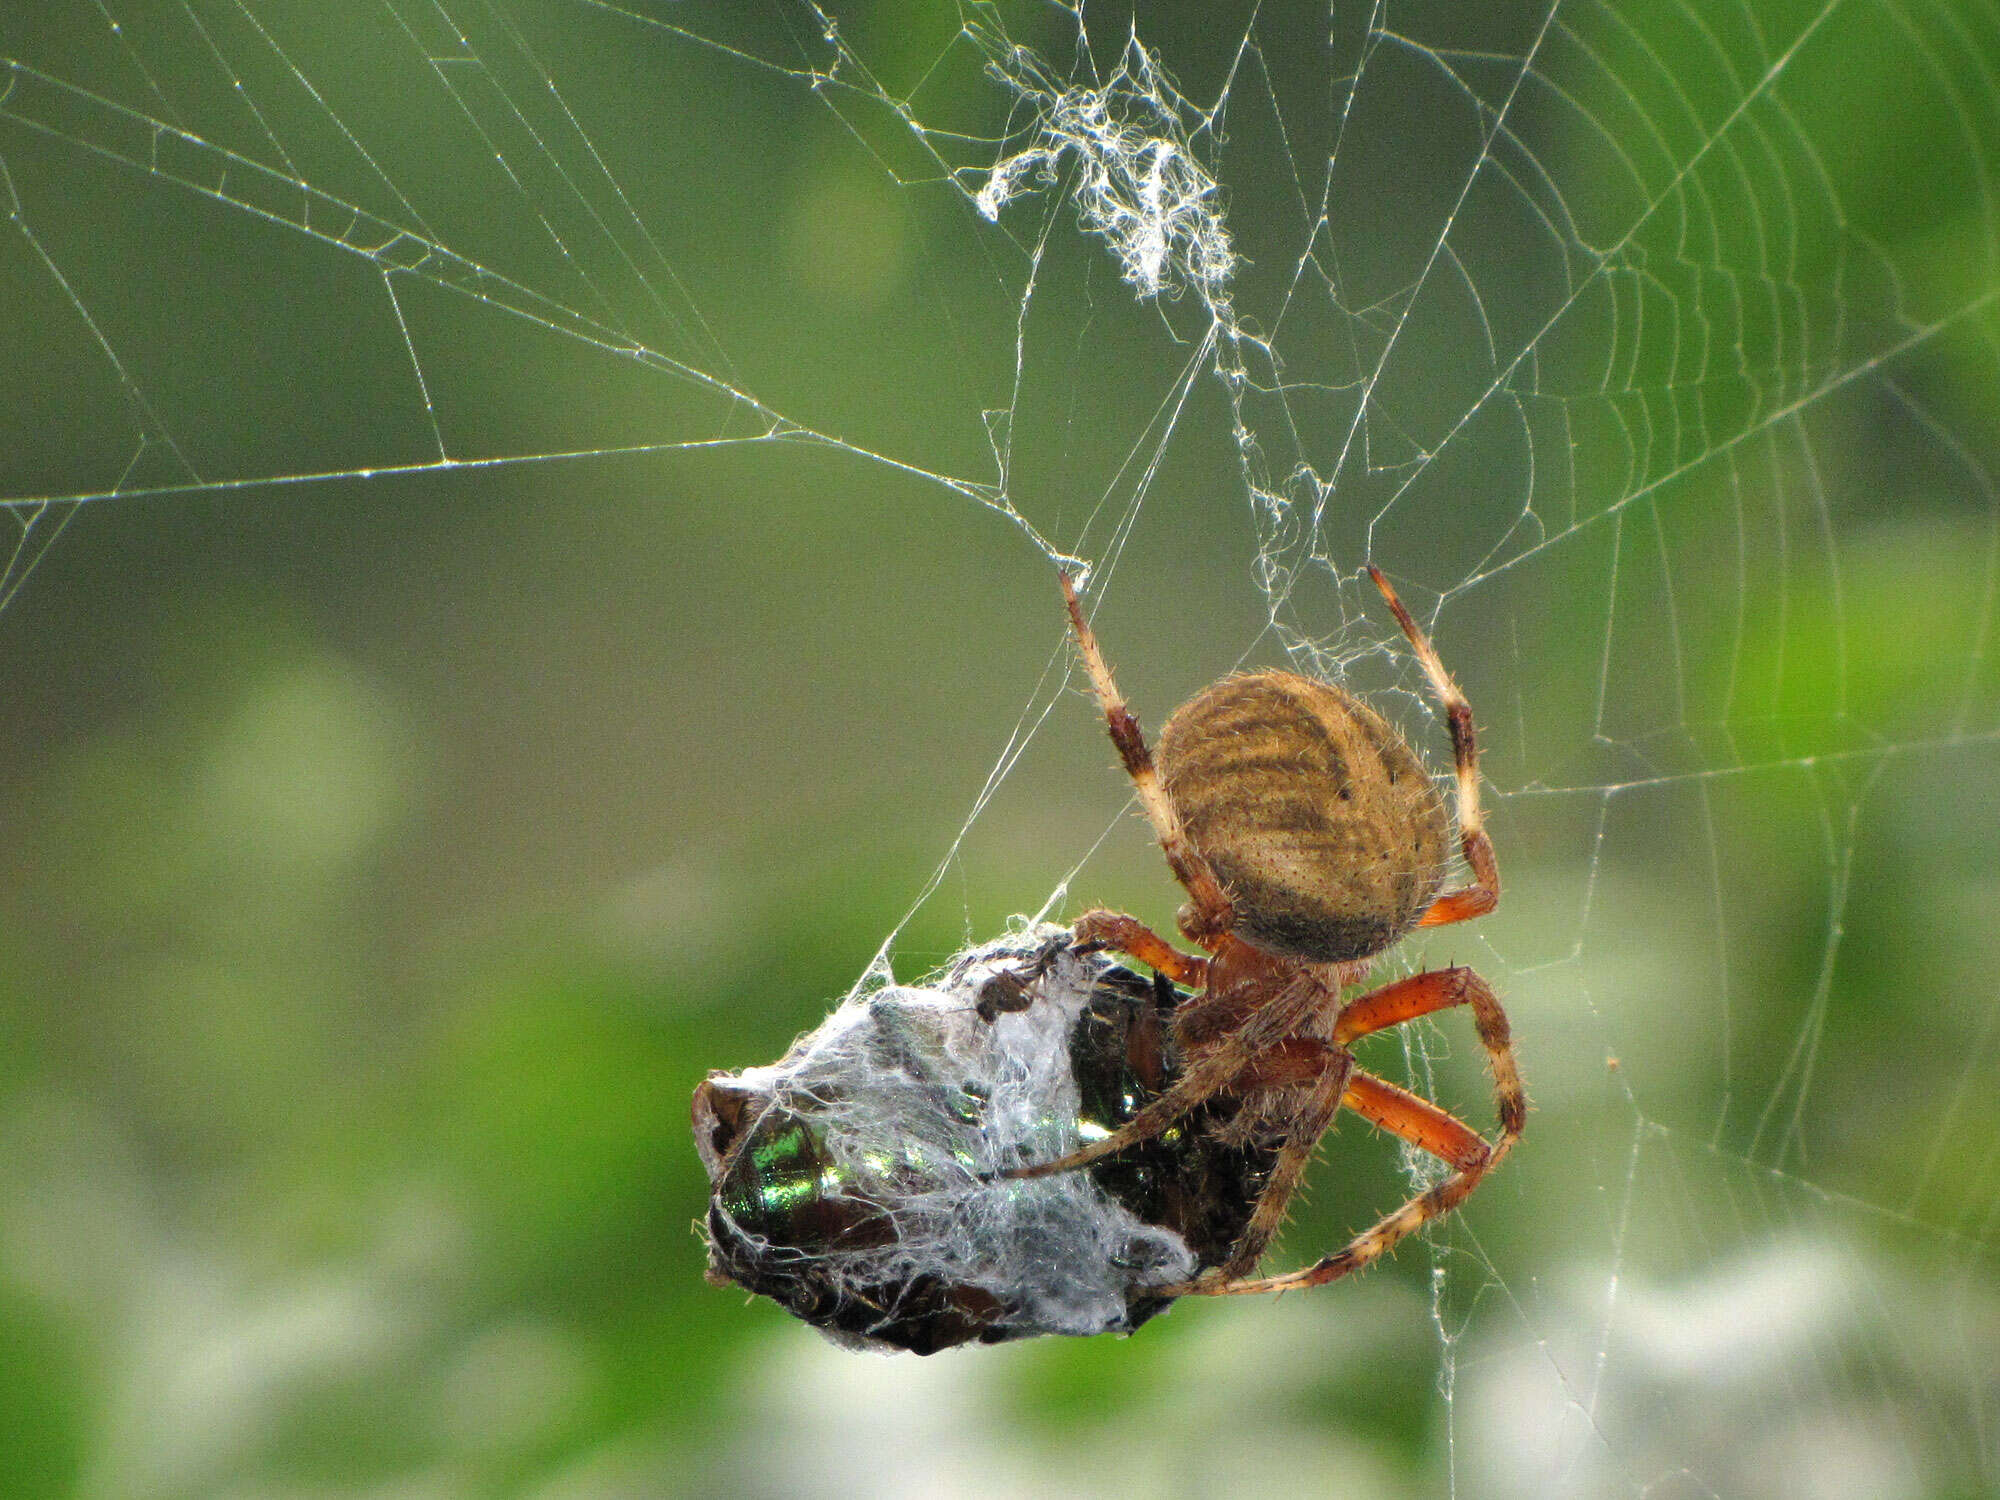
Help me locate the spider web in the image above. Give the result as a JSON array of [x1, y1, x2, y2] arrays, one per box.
[[4, 2, 1998, 1496]]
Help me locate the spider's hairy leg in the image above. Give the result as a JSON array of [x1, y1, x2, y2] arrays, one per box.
[[999, 1042, 1252, 1179], [1182, 1070, 1504, 1296], [1193, 1043, 1354, 1284], [1170, 1065, 1492, 1293], [1335, 965, 1527, 1141], [1071, 908, 1210, 989], [998, 969, 1326, 1181], [1367, 566, 1498, 928], [1175, 967, 1525, 1297], [1059, 567, 1235, 948], [1342, 1069, 1490, 1171]]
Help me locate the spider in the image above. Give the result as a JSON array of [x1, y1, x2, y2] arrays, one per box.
[[996, 563, 1526, 1297]]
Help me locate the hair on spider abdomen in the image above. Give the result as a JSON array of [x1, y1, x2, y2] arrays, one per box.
[[1157, 670, 1450, 963]]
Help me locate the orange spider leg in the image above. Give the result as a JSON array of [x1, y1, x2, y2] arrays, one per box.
[[1332, 968, 1469, 1042], [1336, 966, 1527, 1140], [1175, 966, 1525, 1297], [1060, 568, 1236, 948], [1158, 1068, 1495, 1297], [1368, 566, 1498, 928], [1186, 1091, 1494, 1296], [1072, 909, 1210, 990], [1341, 1070, 1488, 1172]]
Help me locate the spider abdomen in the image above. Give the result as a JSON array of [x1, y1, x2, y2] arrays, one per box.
[[1156, 670, 1449, 964]]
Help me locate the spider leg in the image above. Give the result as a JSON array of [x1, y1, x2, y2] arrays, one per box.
[[1000, 1043, 1251, 1180], [1072, 908, 1210, 989], [1367, 566, 1498, 928], [999, 970, 1325, 1180], [1197, 1043, 1354, 1284], [1060, 568, 1236, 949], [1166, 966, 1525, 1297], [1341, 1069, 1489, 1170], [1335, 966, 1527, 1141], [1177, 1068, 1504, 1295]]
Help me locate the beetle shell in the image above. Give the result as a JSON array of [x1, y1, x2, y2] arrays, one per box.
[[1157, 670, 1449, 963], [693, 947, 1277, 1353]]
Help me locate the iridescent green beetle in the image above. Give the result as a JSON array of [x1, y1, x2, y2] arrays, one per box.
[[693, 930, 1275, 1353]]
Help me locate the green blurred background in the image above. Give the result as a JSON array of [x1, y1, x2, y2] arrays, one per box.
[[3, 2, 1998, 1497]]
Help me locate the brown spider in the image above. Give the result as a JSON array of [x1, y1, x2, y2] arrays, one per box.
[[1000, 564, 1526, 1297]]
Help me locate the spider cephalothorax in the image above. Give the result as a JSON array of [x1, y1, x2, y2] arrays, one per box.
[[998, 565, 1525, 1297]]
